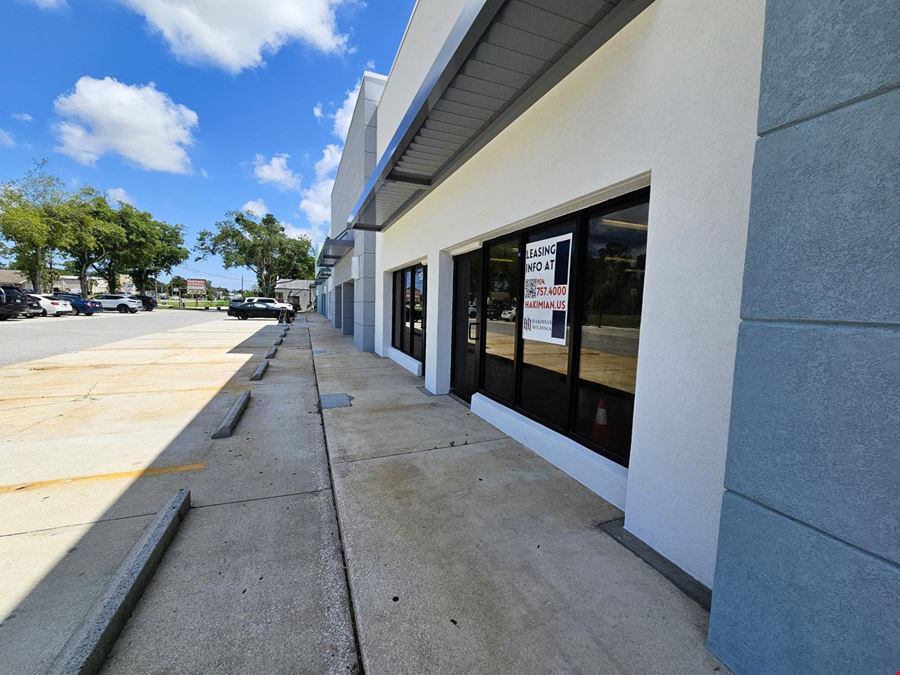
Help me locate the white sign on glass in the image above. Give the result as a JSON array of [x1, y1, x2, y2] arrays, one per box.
[[522, 232, 572, 345]]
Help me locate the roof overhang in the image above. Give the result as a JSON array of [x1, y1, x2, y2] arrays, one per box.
[[316, 237, 354, 266], [348, 0, 655, 232]]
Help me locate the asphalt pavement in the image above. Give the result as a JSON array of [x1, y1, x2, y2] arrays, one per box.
[[0, 309, 226, 367]]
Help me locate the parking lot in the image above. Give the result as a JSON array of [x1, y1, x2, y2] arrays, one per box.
[[0, 311, 356, 672], [0, 308, 232, 367]]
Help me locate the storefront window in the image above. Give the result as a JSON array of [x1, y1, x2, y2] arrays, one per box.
[[572, 200, 648, 461], [412, 266, 425, 361], [483, 237, 519, 403], [392, 263, 427, 363], [519, 221, 576, 428], [392, 270, 403, 350]]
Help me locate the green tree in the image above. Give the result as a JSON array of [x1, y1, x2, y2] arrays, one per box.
[[169, 275, 187, 296], [195, 211, 314, 297], [52, 188, 124, 297], [132, 221, 188, 295], [0, 160, 66, 292], [95, 204, 188, 294]]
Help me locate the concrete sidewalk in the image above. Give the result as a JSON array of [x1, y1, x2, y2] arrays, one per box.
[[309, 314, 726, 674], [90, 316, 358, 673]]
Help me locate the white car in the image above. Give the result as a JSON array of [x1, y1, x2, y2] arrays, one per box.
[[245, 296, 293, 311], [92, 293, 143, 313], [30, 294, 73, 316], [500, 307, 517, 322]]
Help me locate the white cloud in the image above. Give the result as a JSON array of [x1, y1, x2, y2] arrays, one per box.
[[315, 143, 342, 179], [120, 0, 349, 74], [54, 76, 198, 174], [312, 103, 324, 121], [297, 77, 361, 229], [20, 0, 67, 9], [283, 221, 326, 248], [106, 187, 134, 205], [12, 113, 33, 122], [365, 59, 375, 71], [0, 129, 14, 147], [253, 153, 301, 191], [242, 199, 267, 217], [299, 176, 334, 226], [330, 79, 359, 142]]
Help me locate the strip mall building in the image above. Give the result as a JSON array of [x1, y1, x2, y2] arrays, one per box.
[[315, 1, 899, 670]]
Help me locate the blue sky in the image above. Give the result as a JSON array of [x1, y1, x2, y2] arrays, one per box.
[[0, 0, 414, 290]]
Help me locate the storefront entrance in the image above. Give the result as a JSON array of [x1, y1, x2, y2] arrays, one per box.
[[449, 188, 649, 467], [451, 250, 482, 402]]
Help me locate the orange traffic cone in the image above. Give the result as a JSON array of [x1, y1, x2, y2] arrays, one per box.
[[592, 399, 609, 444]]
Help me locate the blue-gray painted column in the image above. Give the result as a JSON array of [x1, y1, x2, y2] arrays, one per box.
[[353, 230, 376, 352], [708, 2, 900, 673]]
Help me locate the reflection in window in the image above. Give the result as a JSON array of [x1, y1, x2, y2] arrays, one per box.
[[392, 263, 427, 363], [412, 266, 425, 361], [392, 270, 403, 350], [519, 221, 575, 428], [573, 200, 648, 461], [483, 237, 519, 403]]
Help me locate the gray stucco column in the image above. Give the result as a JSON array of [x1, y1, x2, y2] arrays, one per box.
[[353, 231, 376, 352], [708, 1, 900, 672]]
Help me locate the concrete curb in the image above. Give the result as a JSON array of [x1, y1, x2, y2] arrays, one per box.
[[51, 489, 191, 675], [250, 360, 269, 381], [274, 337, 283, 346], [211, 391, 251, 439], [265, 346, 278, 359]]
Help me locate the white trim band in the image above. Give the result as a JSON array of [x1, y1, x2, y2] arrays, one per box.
[[387, 345, 423, 377], [471, 393, 628, 509]]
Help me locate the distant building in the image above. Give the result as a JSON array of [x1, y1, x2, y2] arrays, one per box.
[[274, 279, 315, 311], [0, 269, 27, 287]]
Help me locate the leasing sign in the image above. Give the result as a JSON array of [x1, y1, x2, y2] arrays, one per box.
[[522, 232, 572, 345]]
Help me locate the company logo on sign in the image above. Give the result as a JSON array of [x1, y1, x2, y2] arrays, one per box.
[[522, 233, 572, 345]]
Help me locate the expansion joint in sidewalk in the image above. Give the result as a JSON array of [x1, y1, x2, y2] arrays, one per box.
[[189, 488, 331, 510], [338, 435, 509, 465], [308, 335, 367, 674]]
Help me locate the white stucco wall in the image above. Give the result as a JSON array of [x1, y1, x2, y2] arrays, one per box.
[[374, 0, 765, 585], [376, 0, 470, 159]]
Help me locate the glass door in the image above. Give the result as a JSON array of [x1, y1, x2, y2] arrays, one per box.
[[451, 250, 482, 401]]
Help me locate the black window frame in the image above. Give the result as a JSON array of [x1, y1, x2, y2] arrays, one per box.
[[474, 187, 650, 468], [391, 262, 428, 367]]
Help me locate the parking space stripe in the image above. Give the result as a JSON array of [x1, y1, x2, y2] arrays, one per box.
[[0, 462, 207, 494]]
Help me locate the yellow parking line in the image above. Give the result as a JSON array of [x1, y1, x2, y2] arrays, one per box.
[[0, 462, 207, 494]]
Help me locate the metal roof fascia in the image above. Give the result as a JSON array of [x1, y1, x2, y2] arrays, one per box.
[[347, 0, 505, 230], [348, 0, 657, 233]]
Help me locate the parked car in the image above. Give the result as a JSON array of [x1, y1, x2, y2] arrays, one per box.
[[227, 301, 295, 321], [23, 295, 43, 318], [245, 296, 293, 311], [133, 294, 158, 311], [0, 286, 28, 320], [30, 294, 73, 316], [500, 307, 517, 322], [92, 294, 143, 313], [53, 294, 103, 315]]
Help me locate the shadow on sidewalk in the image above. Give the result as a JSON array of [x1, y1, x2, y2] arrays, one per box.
[[0, 314, 357, 673]]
